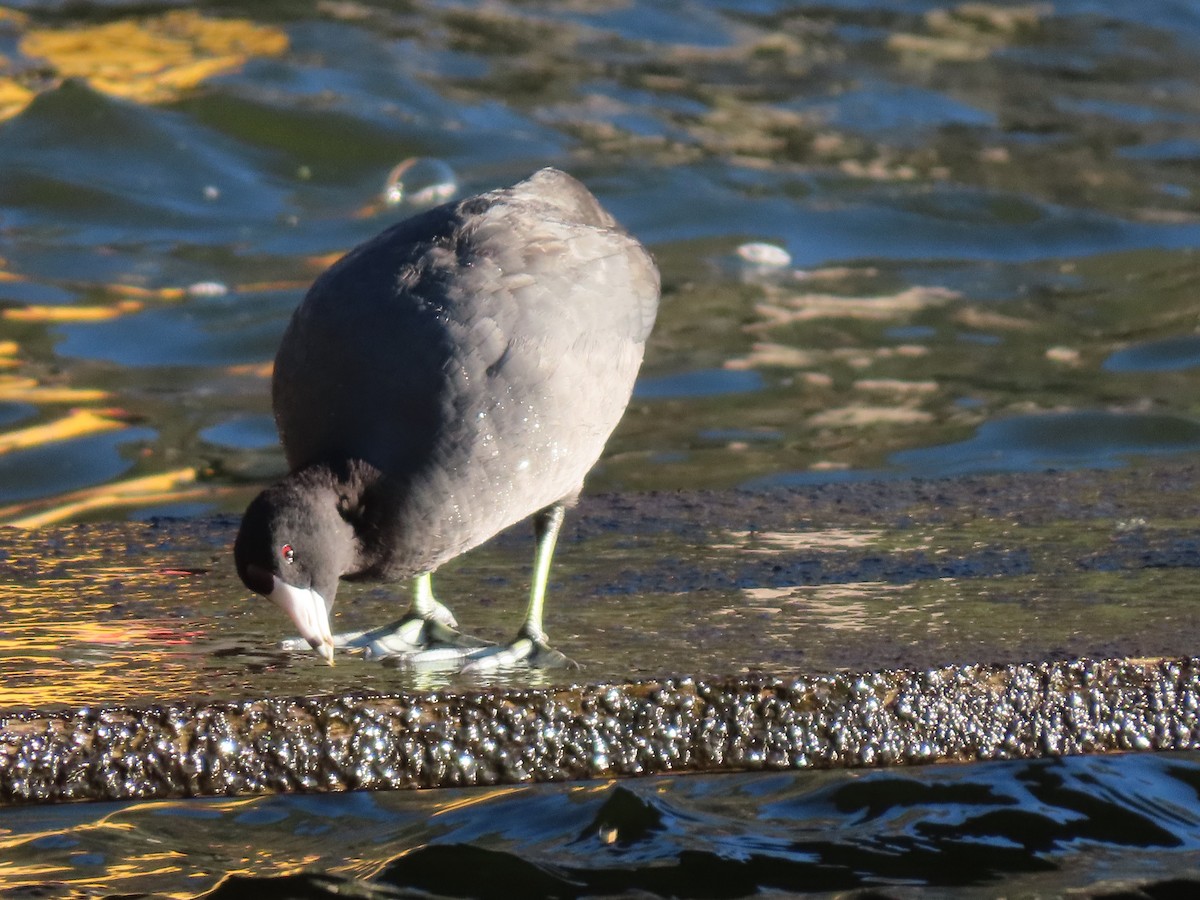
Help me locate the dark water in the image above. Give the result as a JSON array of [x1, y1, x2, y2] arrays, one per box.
[[5, 0, 1200, 895], [5, 752, 1200, 897]]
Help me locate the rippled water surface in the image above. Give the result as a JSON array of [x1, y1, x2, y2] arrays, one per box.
[[5, 752, 1200, 897], [5, 0, 1200, 895], [1, 0, 1200, 521]]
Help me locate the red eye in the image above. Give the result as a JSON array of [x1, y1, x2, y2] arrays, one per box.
[[281, 544, 295, 564]]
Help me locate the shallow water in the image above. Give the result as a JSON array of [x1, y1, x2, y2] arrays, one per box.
[[10, 483, 1200, 711], [5, 0, 1200, 895]]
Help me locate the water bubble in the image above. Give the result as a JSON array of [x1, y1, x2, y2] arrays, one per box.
[[187, 281, 228, 298], [736, 242, 791, 268], [384, 158, 457, 207]]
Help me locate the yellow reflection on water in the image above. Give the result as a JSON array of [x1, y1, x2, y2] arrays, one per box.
[[0, 376, 110, 403], [0, 862, 72, 888], [430, 785, 527, 817], [2, 300, 144, 322], [0, 409, 125, 455], [0, 540, 215, 709], [0, 801, 177, 896], [0, 467, 226, 528], [18, 11, 289, 105]]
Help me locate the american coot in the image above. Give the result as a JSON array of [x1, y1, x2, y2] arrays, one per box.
[[234, 168, 660, 669]]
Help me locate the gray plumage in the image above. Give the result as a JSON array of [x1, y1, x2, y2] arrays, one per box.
[[234, 168, 660, 667]]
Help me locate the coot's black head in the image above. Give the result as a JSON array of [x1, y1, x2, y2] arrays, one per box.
[[234, 477, 357, 663]]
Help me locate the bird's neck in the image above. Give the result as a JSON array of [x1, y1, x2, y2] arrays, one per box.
[[287, 459, 383, 575]]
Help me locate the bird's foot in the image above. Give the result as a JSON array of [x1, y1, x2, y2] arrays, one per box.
[[282, 620, 575, 673], [376, 626, 577, 674], [459, 626, 579, 673], [356, 614, 491, 659], [278, 612, 489, 660]]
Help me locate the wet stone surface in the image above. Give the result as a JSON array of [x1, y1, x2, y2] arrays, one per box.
[[4, 657, 1200, 804], [4, 465, 1200, 803]]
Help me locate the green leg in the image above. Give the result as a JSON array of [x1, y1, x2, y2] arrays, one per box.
[[408, 571, 458, 628], [333, 570, 487, 659], [459, 502, 577, 672], [520, 503, 565, 645], [331, 507, 575, 670]]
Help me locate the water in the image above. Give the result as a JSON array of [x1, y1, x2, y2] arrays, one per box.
[[5, 753, 1200, 897], [5, 0, 1200, 893], [2, 0, 1200, 521]]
